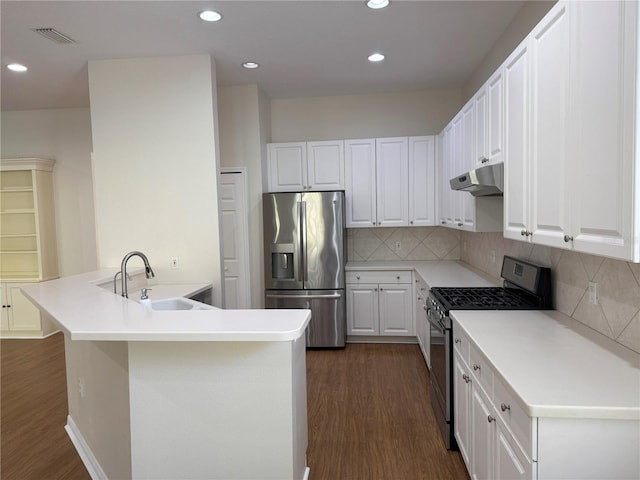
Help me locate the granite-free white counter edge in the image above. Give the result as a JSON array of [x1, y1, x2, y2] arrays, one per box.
[[451, 309, 640, 420], [21, 269, 310, 342]]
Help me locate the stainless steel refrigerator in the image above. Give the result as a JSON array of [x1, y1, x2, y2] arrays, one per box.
[[263, 191, 346, 348]]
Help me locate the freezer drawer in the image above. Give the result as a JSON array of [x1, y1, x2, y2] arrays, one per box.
[[265, 289, 346, 348]]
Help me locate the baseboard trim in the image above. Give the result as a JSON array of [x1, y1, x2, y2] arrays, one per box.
[[65, 415, 108, 480], [347, 335, 418, 344]]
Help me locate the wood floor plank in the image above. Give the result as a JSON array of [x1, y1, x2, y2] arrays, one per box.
[[2, 335, 468, 479], [1, 334, 90, 480], [306, 343, 469, 480]]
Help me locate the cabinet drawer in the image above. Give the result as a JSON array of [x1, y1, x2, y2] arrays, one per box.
[[346, 270, 412, 284], [414, 275, 428, 296], [452, 327, 470, 364], [493, 375, 535, 459], [469, 345, 493, 397]]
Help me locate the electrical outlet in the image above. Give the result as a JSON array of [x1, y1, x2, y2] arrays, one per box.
[[589, 282, 598, 305], [394, 241, 402, 251], [171, 256, 178, 269], [78, 377, 85, 398], [489, 250, 496, 264]]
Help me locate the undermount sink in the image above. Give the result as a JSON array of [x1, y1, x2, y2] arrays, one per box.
[[148, 297, 214, 311]]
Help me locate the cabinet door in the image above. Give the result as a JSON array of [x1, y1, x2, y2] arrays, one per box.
[[475, 86, 489, 167], [487, 69, 504, 166], [570, 0, 637, 260], [345, 139, 377, 228], [376, 137, 409, 227], [438, 128, 454, 227], [408, 136, 436, 226], [503, 39, 531, 241], [454, 355, 472, 470], [267, 143, 307, 192], [471, 384, 494, 480], [460, 101, 476, 230], [346, 284, 379, 335], [529, 2, 572, 248], [451, 117, 464, 228], [0, 285, 9, 330], [7, 284, 41, 331], [495, 424, 532, 480], [306, 140, 344, 191], [378, 284, 413, 336]]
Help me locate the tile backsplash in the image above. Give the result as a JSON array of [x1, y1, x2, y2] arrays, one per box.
[[460, 231, 640, 354], [347, 227, 461, 262]]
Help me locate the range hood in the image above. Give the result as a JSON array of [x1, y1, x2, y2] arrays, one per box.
[[449, 162, 503, 197]]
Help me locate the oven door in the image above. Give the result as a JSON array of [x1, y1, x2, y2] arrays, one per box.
[[427, 299, 452, 448]]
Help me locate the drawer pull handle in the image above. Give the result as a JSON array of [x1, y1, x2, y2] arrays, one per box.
[[564, 234, 574, 243], [397, 275, 400, 280], [501, 403, 511, 412], [454, 338, 461, 344], [472, 364, 480, 371], [356, 275, 360, 280], [462, 374, 470, 384], [487, 415, 495, 423]]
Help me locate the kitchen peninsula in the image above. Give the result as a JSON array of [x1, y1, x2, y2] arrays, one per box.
[[21, 270, 311, 480]]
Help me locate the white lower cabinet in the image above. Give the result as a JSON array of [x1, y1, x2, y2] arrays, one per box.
[[346, 271, 414, 338], [0, 282, 57, 337], [454, 329, 534, 480]]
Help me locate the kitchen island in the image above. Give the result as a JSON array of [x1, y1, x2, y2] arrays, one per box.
[[22, 270, 311, 480]]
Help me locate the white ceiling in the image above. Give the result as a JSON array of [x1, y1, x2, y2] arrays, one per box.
[[1, 0, 525, 111]]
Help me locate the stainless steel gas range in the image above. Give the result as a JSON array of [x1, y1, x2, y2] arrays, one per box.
[[427, 256, 552, 450]]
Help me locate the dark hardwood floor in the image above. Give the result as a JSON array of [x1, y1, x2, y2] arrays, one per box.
[[306, 343, 468, 480], [1, 334, 467, 480], [1, 334, 90, 480]]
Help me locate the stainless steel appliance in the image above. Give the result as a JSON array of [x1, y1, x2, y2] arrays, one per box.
[[263, 191, 346, 348], [449, 162, 504, 196], [427, 256, 552, 449]]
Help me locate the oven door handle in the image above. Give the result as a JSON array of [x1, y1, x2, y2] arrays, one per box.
[[427, 312, 446, 334]]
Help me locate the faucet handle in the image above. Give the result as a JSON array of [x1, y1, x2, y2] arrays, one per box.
[[140, 288, 152, 300]]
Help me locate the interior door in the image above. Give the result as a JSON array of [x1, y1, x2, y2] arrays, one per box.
[[220, 171, 251, 309]]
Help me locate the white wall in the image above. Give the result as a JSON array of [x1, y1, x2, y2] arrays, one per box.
[[217, 84, 271, 308], [270, 88, 462, 142], [88, 55, 223, 305], [462, 1, 555, 102], [1, 108, 97, 277]]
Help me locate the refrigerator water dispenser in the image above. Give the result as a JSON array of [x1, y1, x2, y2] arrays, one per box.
[[272, 251, 294, 279]]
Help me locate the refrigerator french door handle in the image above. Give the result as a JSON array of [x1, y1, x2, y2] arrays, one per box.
[[300, 200, 308, 283], [265, 293, 342, 300]]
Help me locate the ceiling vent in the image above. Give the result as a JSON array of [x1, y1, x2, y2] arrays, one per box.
[[32, 28, 76, 44]]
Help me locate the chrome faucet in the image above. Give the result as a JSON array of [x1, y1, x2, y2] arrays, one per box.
[[112, 270, 132, 294], [120, 251, 155, 298]]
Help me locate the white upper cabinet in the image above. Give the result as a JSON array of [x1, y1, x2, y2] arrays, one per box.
[[503, 0, 640, 261], [306, 140, 345, 191], [408, 136, 437, 226], [345, 139, 377, 227], [529, 2, 571, 249], [267, 142, 307, 192], [438, 103, 503, 233], [267, 140, 344, 192], [376, 137, 409, 227], [503, 37, 532, 242], [475, 69, 504, 167], [569, 0, 637, 260], [346, 136, 435, 228]]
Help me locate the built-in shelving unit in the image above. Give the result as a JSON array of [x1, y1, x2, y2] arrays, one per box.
[[1, 158, 59, 337]]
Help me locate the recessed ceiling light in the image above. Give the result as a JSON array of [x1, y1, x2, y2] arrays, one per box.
[[366, 0, 390, 9], [368, 53, 385, 62], [199, 10, 222, 22], [6, 63, 28, 72], [242, 62, 260, 69]]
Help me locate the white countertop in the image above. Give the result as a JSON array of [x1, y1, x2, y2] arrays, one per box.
[[21, 269, 310, 342], [346, 260, 499, 288], [452, 310, 640, 420]]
